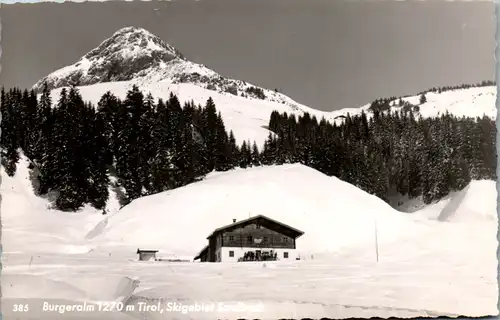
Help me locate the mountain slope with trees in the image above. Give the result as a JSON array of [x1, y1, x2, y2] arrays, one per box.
[[1, 82, 496, 212]]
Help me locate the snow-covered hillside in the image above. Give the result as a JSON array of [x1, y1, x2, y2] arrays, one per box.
[[4, 152, 496, 260], [0, 153, 118, 255], [33, 26, 497, 147], [1, 154, 498, 318], [87, 163, 430, 259], [43, 81, 321, 147], [352, 85, 497, 120]]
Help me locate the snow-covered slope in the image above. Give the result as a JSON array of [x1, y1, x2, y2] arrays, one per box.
[[2, 153, 430, 258], [32, 26, 497, 148], [3, 150, 496, 261], [2, 155, 498, 318], [0, 153, 120, 255], [87, 164, 428, 259], [410, 180, 497, 223], [346, 86, 497, 120], [44, 81, 323, 147]]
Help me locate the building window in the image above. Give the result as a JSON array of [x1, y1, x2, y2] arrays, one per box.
[[229, 236, 234, 241], [264, 236, 268, 242], [229, 250, 234, 257], [247, 236, 252, 242], [283, 237, 288, 242], [256, 224, 261, 229], [284, 252, 289, 259]]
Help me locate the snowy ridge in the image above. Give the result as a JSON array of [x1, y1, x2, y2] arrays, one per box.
[[356, 86, 496, 120], [325, 85, 496, 123]]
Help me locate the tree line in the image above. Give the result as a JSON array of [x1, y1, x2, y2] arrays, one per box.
[[1, 83, 496, 212], [417, 80, 495, 96], [1, 84, 260, 211], [265, 107, 496, 204]]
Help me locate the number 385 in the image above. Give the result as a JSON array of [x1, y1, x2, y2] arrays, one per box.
[[13, 304, 29, 312]]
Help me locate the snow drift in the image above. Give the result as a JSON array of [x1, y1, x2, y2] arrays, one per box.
[[413, 180, 497, 223], [2, 274, 139, 304]]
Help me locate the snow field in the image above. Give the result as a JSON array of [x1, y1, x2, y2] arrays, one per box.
[[1, 154, 498, 318]]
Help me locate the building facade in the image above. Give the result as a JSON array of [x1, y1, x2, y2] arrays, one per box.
[[194, 215, 304, 263]]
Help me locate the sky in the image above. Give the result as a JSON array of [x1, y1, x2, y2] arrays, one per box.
[[0, 0, 495, 111]]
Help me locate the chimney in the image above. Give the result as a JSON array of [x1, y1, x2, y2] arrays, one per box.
[[233, 219, 236, 223]]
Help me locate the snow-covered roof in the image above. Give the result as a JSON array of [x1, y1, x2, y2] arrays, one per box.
[[206, 214, 305, 240]]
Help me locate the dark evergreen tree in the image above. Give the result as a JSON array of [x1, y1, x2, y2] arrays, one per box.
[[53, 87, 89, 211], [150, 98, 174, 193], [116, 85, 145, 201], [87, 105, 110, 209], [202, 97, 220, 171], [1, 88, 21, 176], [34, 83, 53, 164], [251, 141, 261, 167], [97, 91, 121, 166], [420, 93, 427, 104]]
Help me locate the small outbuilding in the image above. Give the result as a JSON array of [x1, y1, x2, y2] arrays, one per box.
[[136, 249, 158, 261]]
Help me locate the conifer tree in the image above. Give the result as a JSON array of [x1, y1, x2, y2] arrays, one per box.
[[97, 91, 121, 166], [87, 105, 110, 209], [251, 141, 260, 167], [54, 87, 89, 211], [202, 97, 219, 171], [34, 83, 53, 165], [23, 89, 39, 160], [420, 93, 427, 104], [117, 85, 145, 201], [1, 88, 21, 176], [150, 98, 174, 192]]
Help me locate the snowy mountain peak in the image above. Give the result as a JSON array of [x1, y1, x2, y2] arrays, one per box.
[[31, 26, 315, 114], [84, 26, 185, 63], [32, 26, 186, 93]]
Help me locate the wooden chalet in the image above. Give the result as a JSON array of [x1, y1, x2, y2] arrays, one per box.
[[194, 215, 304, 263]]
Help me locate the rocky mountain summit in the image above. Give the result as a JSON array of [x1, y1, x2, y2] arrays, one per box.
[[32, 26, 303, 110], [33, 27, 186, 91]]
